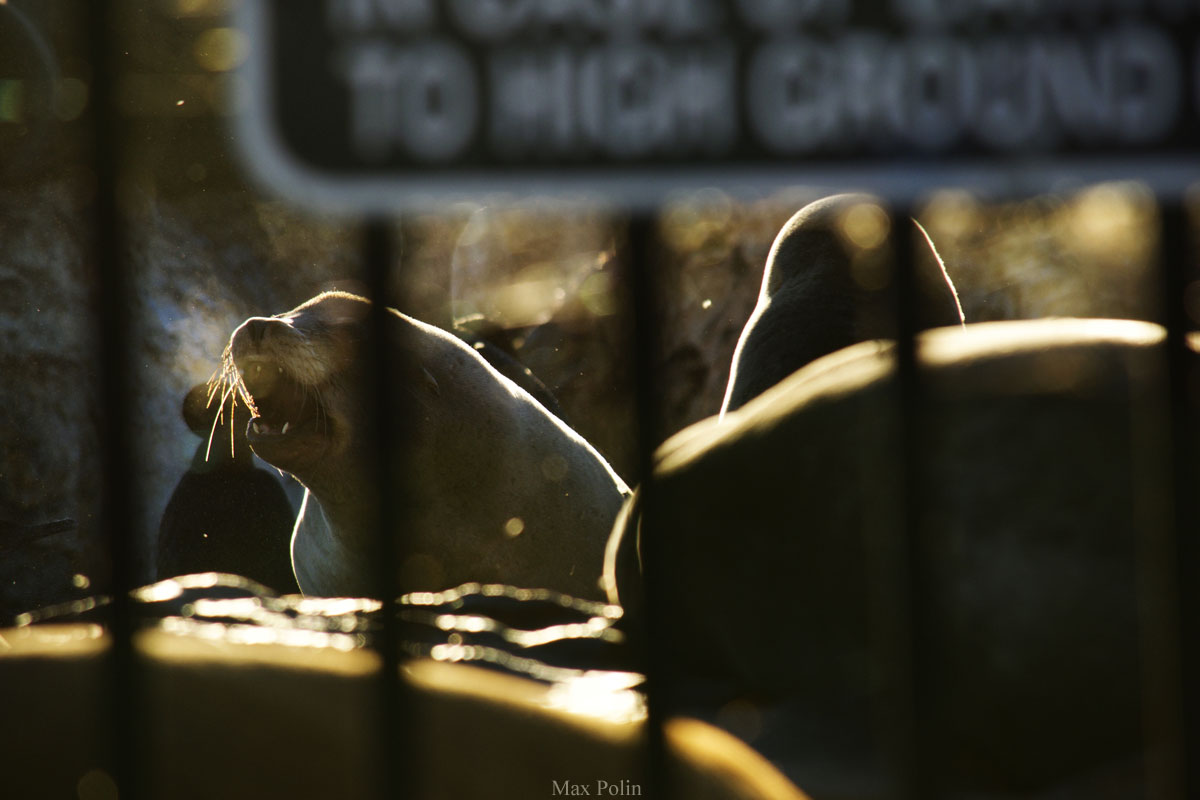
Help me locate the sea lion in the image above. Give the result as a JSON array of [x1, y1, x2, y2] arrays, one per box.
[[721, 193, 965, 415], [606, 317, 1196, 794], [156, 384, 298, 593], [215, 291, 628, 600]]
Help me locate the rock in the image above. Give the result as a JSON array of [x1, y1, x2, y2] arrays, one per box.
[[0, 621, 809, 800], [607, 319, 1193, 795]]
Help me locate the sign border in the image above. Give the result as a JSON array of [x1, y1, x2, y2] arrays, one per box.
[[234, 0, 1200, 213]]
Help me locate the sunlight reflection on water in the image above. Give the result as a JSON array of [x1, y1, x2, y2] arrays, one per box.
[[543, 670, 646, 725], [15, 575, 638, 709]]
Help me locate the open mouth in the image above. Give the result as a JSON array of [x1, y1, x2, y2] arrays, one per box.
[[236, 357, 326, 446]]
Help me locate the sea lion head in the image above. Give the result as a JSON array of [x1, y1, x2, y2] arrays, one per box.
[[215, 291, 377, 496], [721, 193, 964, 415]]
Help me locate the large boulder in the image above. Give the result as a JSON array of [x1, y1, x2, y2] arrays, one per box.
[[606, 318, 1193, 794]]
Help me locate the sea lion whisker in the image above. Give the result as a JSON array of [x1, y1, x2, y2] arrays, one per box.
[[204, 412, 219, 464], [204, 388, 225, 462], [297, 382, 318, 432], [308, 385, 330, 435], [231, 368, 257, 415], [203, 364, 225, 408], [205, 381, 240, 462], [216, 344, 259, 416], [228, 388, 237, 458], [211, 346, 237, 400]]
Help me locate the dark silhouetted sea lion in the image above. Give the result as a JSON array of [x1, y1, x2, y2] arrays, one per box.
[[721, 193, 964, 415], [156, 384, 298, 593], [606, 317, 1195, 794], [215, 291, 628, 600]]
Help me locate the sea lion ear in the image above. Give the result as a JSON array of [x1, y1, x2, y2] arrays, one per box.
[[423, 368, 440, 396]]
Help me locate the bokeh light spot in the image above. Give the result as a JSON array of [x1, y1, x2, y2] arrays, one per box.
[[77, 769, 118, 800], [839, 202, 890, 251], [194, 28, 248, 73], [54, 78, 89, 122]]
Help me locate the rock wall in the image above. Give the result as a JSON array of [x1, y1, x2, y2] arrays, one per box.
[[0, 174, 360, 619]]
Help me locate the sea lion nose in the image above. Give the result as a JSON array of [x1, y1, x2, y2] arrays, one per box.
[[230, 317, 281, 363], [238, 317, 275, 346], [231, 317, 286, 400]]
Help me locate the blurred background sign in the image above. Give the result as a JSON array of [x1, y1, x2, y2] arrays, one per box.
[[235, 0, 1200, 210]]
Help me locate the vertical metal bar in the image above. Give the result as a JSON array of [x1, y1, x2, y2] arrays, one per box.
[[886, 209, 934, 800], [85, 0, 142, 797], [1161, 200, 1196, 799], [623, 213, 671, 799], [362, 218, 411, 799]]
